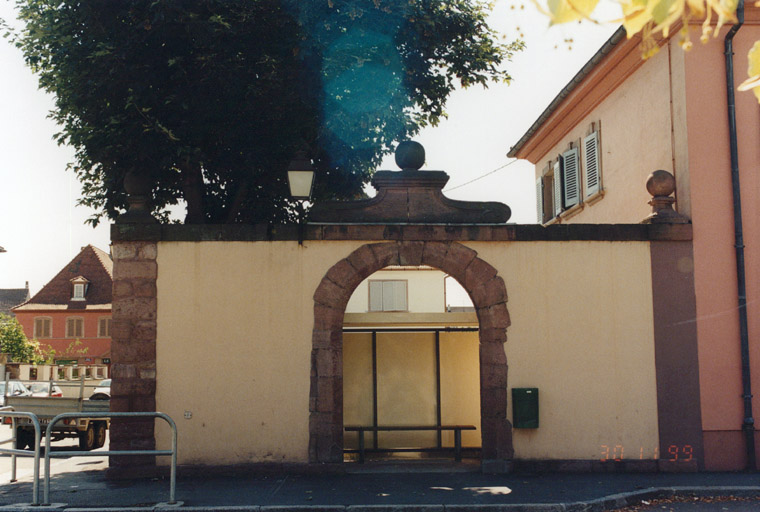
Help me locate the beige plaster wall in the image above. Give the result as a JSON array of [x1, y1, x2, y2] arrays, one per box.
[[469, 241, 659, 460], [535, 43, 682, 224], [155, 239, 657, 464], [155, 240, 365, 464]]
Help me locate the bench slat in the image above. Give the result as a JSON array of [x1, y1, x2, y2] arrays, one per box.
[[344, 425, 476, 463], [345, 425, 475, 432]]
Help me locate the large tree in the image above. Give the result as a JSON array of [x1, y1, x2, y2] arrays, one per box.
[[6, 0, 522, 224]]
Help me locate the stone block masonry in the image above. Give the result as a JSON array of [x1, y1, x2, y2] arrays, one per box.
[[109, 241, 158, 478]]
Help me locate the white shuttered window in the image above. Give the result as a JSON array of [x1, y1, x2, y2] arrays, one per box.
[[536, 177, 543, 224], [561, 147, 581, 209], [584, 131, 601, 197], [369, 280, 408, 312], [553, 160, 563, 217]]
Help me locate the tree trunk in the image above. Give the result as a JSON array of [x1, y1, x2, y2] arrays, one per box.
[[225, 182, 248, 223], [182, 162, 205, 224]]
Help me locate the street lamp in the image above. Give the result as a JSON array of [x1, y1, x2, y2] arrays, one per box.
[[287, 150, 316, 200], [286, 150, 316, 244]]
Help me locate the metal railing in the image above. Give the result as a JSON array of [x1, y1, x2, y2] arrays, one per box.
[[0, 406, 42, 505], [43, 411, 177, 505]]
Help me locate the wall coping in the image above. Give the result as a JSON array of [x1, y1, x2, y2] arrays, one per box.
[[112, 222, 692, 243]]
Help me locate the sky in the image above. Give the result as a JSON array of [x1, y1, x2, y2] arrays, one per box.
[[0, 1, 619, 296]]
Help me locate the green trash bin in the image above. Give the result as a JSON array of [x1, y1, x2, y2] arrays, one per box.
[[512, 388, 539, 428]]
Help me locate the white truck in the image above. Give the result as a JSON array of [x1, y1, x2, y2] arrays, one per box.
[[2, 379, 110, 451]]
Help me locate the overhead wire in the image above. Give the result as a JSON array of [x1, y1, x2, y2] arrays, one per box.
[[442, 159, 520, 192]]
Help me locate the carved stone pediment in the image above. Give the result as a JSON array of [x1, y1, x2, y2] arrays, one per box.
[[309, 142, 511, 224]]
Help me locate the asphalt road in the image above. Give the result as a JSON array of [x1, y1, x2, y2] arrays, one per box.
[[0, 424, 108, 485], [616, 495, 760, 511]]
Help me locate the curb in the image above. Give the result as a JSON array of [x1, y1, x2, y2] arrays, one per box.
[[2, 486, 760, 512]]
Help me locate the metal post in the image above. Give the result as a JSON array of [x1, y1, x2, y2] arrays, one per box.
[[358, 430, 365, 464], [455, 429, 462, 462], [10, 417, 16, 483], [43, 411, 177, 506]]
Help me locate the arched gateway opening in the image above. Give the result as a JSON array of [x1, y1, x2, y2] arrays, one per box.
[[309, 240, 513, 468]]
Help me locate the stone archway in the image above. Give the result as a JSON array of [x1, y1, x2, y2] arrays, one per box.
[[309, 240, 513, 469]]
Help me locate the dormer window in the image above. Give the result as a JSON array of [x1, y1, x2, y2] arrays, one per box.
[[71, 276, 89, 301]]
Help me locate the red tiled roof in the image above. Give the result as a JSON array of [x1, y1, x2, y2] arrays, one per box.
[[14, 245, 113, 309]]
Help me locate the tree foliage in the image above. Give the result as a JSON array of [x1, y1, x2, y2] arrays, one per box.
[[5, 0, 523, 224], [0, 314, 42, 364], [536, 0, 760, 101]]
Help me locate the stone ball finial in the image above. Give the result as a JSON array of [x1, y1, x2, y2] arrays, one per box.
[[118, 170, 157, 224], [395, 141, 425, 171], [642, 169, 689, 224], [646, 170, 676, 197]]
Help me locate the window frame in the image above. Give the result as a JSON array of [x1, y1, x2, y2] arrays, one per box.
[[34, 316, 52, 339], [368, 279, 409, 312], [65, 316, 85, 339], [72, 283, 85, 300], [536, 163, 555, 225], [98, 317, 112, 338]]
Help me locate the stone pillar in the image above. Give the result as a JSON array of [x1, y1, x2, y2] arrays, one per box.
[[109, 241, 158, 477]]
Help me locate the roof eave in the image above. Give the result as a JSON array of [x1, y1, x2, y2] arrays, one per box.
[[507, 26, 669, 163]]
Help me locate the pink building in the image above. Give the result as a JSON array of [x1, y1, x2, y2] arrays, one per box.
[[508, 8, 760, 470], [13, 245, 112, 370]]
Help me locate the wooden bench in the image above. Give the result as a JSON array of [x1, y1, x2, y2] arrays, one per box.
[[344, 425, 476, 463]]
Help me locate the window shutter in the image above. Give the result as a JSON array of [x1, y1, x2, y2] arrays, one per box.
[[67, 318, 83, 338], [99, 318, 112, 337], [382, 281, 395, 310], [584, 132, 600, 197], [382, 281, 407, 311], [553, 160, 563, 216], [35, 317, 50, 338], [536, 178, 544, 223], [369, 281, 383, 311], [562, 147, 580, 209], [392, 281, 407, 311]]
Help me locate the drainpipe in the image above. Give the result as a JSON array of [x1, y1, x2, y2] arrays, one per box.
[[724, 0, 756, 471]]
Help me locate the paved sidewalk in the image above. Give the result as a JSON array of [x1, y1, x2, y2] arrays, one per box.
[[0, 457, 759, 511]]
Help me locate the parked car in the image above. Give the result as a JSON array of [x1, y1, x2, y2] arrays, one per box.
[[27, 382, 63, 397], [0, 380, 32, 406], [89, 379, 111, 400]]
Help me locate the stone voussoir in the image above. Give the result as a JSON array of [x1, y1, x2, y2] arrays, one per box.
[[325, 259, 364, 291], [313, 304, 346, 331], [470, 276, 508, 309], [421, 240, 450, 269], [442, 243, 478, 282], [368, 242, 401, 268], [464, 258, 498, 295], [477, 304, 511, 330], [398, 241, 424, 266], [346, 244, 382, 278]]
